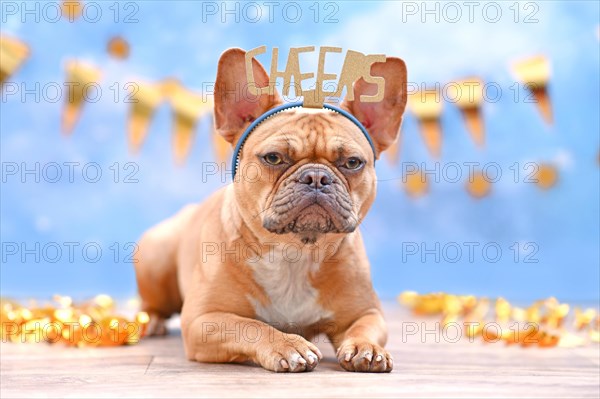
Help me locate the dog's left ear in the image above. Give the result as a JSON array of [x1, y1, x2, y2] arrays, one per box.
[[341, 57, 407, 158]]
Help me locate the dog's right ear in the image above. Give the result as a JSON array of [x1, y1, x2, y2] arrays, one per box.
[[214, 48, 283, 145]]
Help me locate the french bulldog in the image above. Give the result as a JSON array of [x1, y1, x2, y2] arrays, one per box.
[[134, 48, 407, 373]]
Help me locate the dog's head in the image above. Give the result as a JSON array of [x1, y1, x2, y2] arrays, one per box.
[[214, 48, 407, 244]]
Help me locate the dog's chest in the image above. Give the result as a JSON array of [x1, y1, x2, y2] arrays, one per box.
[[247, 253, 332, 329]]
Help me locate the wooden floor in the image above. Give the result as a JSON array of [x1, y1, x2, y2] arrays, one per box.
[[2, 303, 599, 398]]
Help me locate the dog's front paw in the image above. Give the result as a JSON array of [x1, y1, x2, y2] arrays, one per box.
[[255, 333, 323, 373], [337, 340, 393, 372]]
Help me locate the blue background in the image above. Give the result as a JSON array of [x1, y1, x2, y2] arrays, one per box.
[[1, 1, 599, 301]]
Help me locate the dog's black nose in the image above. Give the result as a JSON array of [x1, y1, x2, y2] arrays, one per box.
[[298, 168, 333, 190]]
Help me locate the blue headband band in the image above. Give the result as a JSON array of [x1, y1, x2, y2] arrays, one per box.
[[231, 101, 376, 179]]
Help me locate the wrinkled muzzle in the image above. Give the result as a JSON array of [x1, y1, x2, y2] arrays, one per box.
[[262, 164, 358, 243]]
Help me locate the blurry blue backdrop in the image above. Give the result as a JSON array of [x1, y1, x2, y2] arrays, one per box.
[[1, 1, 599, 301]]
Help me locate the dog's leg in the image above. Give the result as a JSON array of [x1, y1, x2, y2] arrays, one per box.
[[182, 312, 323, 372], [135, 238, 180, 336], [134, 221, 185, 336], [330, 310, 393, 373], [144, 313, 168, 336]]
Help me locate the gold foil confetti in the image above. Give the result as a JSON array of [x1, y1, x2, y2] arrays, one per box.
[[481, 325, 512, 344], [512, 307, 527, 322], [544, 302, 569, 329], [464, 321, 484, 339], [443, 295, 463, 316], [558, 332, 585, 348], [398, 291, 599, 349], [398, 291, 419, 307], [0, 295, 148, 347], [459, 295, 478, 315], [495, 297, 512, 323], [537, 332, 560, 348], [441, 313, 459, 328], [526, 302, 542, 324], [574, 308, 597, 330]]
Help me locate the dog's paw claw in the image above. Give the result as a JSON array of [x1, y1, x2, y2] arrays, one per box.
[[337, 340, 393, 373], [145, 313, 168, 337], [258, 334, 322, 373]]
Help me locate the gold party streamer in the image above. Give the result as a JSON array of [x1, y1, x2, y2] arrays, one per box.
[[107, 36, 130, 60], [61, 1, 83, 20], [0, 35, 30, 86], [165, 81, 212, 164], [385, 138, 401, 166], [212, 128, 230, 163], [449, 78, 485, 147], [466, 170, 491, 199], [62, 61, 102, 135], [404, 168, 428, 197], [512, 56, 552, 125], [127, 82, 164, 152], [408, 90, 443, 158], [534, 163, 558, 190]]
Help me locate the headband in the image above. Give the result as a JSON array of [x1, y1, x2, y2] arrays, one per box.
[[231, 101, 376, 179]]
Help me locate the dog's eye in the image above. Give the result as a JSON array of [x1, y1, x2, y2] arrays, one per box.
[[343, 157, 363, 170], [264, 152, 283, 165]]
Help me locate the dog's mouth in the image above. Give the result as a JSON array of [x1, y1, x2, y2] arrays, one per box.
[[262, 186, 357, 243]]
